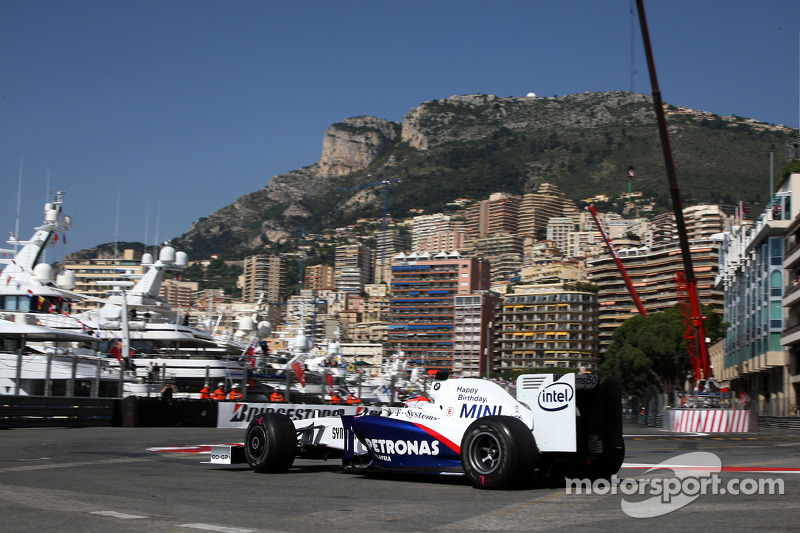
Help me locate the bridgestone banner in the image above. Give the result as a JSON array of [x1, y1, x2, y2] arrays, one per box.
[[217, 402, 385, 428]]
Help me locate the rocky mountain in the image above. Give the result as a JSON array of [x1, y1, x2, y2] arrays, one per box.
[[171, 91, 797, 258]]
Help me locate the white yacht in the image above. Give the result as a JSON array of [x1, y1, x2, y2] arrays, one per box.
[[0, 192, 247, 398], [0, 192, 121, 396]]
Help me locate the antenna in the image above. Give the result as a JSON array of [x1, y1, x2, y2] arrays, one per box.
[[155, 201, 161, 250], [14, 159, 22, 254], [114, 187, 120, 260], [144, 202, 149, 256]]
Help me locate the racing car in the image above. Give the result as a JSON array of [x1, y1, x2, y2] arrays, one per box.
[[211, 371, 624, 489]]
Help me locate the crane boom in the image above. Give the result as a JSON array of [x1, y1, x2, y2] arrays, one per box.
[[587, 204, 647, 316], [637, 0, 711, 382]]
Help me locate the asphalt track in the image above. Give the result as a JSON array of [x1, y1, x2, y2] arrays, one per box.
[[2, 423, 800, 532]]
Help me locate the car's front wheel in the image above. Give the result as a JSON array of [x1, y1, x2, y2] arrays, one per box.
[[460, 416, 537, 489], [244, 413, 297, 473]]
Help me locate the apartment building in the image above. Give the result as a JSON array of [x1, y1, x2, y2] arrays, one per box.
[[242, 254, 287, 305], [498, 286, 600, 372], [335, 244, 373, 293], [465, 192, 521, 239], [305, 264, 334, 290], [587, 239, 724, 348], [719, 173, 800, 416], [387, 252, 492, 372], [518, 183, 579, 237]]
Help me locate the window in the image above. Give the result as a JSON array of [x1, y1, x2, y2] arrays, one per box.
[[770, 237, 783, 265]]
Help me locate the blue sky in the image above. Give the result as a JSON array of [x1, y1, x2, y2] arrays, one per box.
[[2, 0, 799, 259]]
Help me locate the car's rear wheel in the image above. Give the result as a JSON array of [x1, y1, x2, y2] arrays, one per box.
[[244, 413, 297, 473], [460, 416, 537, 489]]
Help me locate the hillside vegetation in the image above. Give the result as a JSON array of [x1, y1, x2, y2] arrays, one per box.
[[166, 91, 796, 259]]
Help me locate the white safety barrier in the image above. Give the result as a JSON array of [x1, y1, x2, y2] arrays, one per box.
[[668, 409, 756, 433]]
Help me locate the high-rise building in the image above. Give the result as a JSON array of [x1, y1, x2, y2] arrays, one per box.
[[374, 228, 403, 285], [465, 192, 521, 239], [335, 244, 373, 293], [648, 204, 729, 246], [518, 183, 579, 237], [464, 234, 524, 282], [159, 279, 198, 310], [388, 252, 492, 372], [242, 254, 287, 305], [587, 239, 723, 348], [305, 264, 334, 290], [498, 286, 600, 372], [546, 216, 576, 256], [719, 173, 800, 416], [412, 214, 467, 254], [453, 292, 502, 377]]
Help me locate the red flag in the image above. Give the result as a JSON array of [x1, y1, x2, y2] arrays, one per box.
[[109, 342, 122, 363], [291, 360, 306, 387], [245, 339, 258, 367], [54, 233, 58, 242]]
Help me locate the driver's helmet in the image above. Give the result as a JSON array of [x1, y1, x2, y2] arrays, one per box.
[[404, 395, 432, 409]]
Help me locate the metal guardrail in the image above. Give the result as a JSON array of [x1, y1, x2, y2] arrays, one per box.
[[0, 396, 116, 428], [758, 416, 800, 430]]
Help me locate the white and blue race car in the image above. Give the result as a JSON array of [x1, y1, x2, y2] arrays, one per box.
[[213, 372, 623, 490]]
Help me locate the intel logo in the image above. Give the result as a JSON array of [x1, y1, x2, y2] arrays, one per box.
[[537, 382, 574, 411]]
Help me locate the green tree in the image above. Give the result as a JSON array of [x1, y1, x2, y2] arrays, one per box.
[[600, 305, 727, 396]]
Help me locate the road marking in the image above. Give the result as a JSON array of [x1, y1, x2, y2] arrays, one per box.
[[91, 510, 148, 520], [622, 462, 800, 473], [148, 443, 243, 454], [179, 523, 255, 533], [0, 457, 152, 473]]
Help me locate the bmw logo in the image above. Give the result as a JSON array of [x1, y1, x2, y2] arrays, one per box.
[[433, 383, 441, 390]]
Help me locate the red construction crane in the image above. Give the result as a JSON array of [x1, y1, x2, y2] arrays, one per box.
[[637, 0, 712, 383], [586, 204, 647, 316], [675, 271, 712, 383]]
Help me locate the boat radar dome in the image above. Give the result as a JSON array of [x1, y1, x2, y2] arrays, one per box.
[[293, 332, 310, 351], [159, 246, 176, 264], [237, 316, 255, 332], [60, 215, 72, 228], [175, 251, 188, 267], [33, 263, 54, 282], [45, 207, 59, 224], [257, 321, 272, 337], [141, 253, 154, 266], [56, 270, 76, 290]]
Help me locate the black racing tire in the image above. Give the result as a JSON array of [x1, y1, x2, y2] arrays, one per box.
[[244, 413, 297, 473], [460, 416, 537, 489]]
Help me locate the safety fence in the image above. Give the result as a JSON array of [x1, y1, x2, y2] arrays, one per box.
[[0, 396, 117, 428], [0, 396, 223, 428]]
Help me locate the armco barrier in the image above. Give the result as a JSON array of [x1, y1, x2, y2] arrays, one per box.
[[758, 415, 800, 430], [0, 396, 117, 428], [0, 396, 219, 428], [119, 397, 217, 427]]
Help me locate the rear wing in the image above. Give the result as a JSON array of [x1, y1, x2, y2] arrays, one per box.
[[516, 373, 576, 452]]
